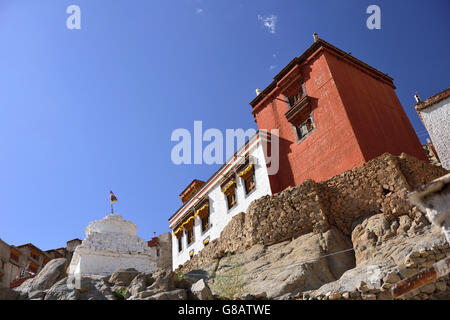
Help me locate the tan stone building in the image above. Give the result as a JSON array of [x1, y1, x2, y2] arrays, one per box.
[[0, 238, 82, 288]]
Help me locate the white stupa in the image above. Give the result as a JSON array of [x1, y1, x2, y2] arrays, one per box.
[[67, 214, 157, 277]]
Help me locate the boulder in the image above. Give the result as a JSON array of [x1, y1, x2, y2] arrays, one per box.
[[44, 278, 79, 300], [190, 279, 213, 300], [147, 270, 177, 292], [210, 227, 355, 299], [45, 275, 115, 300], [128, 273, 154, 297], [109, 268, 139, 287], [29, 259, 68, 297], [13, 278, 35, 300]]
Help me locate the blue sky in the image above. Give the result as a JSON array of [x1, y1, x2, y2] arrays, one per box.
[[0, 0, 449, 250]]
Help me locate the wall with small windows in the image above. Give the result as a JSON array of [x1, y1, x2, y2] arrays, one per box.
[[171, 139, 272, 269]]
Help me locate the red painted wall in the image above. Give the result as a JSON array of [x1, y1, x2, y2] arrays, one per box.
[[324, 51, 427, 162], [252, 48, 426, 194], [253, 50, 366, 193]]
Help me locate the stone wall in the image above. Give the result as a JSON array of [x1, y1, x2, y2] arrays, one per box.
[[176, 153, 447, 273]]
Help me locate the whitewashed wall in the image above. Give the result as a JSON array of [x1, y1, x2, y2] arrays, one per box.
[[171, 141, 272, 270], [419, 97, 450, 170]]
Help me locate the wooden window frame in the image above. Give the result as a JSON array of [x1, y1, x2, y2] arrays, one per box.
[[294, 114, 315, 142], [177, 236, 183, 252], [244, 173, 256, 195], [201, 214, 210, 233], [186, 228, 194, 246], [226, 191, 237, 210]]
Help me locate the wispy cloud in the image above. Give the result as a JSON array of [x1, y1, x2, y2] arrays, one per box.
[[196, 8, 204, 15], [258, 14, 277, 34], [269, 65, 278, 71]]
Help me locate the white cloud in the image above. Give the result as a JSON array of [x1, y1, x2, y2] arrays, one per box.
[[258, 14, 277, 34], [196, 8, 204, 15], [269, 65, 278, 71]]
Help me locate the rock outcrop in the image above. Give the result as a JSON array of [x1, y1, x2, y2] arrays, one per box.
[[173, 153, 448, 300], [14, 258, 68, 300]]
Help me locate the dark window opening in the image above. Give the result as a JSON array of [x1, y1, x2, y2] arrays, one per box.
[[201, 215, 209, 233], [226, 191, 237, 209], [187, 229, 194, 245], [10, 253, 19, 263], [288, 86, 305, 108], [244, 174, 256, 194], [177, 236, 183, 252], [296, 116, 314, 140]]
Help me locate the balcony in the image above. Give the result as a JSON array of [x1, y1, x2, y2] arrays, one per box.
[[285, 95, 311, 127]]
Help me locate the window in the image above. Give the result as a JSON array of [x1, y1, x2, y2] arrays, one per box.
[[221, 176, 237, 210], [244, 174, 256, 194], [156, 248, 160, 257], [177, 236, 183, 252], [187, 229, 194, 245], [237, 159, 256, 195], [31, 252, 40, 261], [10, 252, 19, 263], [288, 86, 305, 108], [201, 214, 209, 233], [226, 192, 237, 210], [195, 199, 210, 233], [29, 263, 38, 274], [295, 116, 314, 140]]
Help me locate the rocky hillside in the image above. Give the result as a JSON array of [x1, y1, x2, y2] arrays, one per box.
[[1, 152, 448, 300], [175, 153, 449, 300]]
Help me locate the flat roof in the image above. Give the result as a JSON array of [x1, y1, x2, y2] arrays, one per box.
[[249, 38, 394, 108], [415, 88, 450, 111]]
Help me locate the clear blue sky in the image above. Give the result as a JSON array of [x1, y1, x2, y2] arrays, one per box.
[[1, 0, 449, 250]]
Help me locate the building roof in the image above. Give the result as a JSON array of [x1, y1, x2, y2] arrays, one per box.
[[415, 88, 450, 111], [147, 237, 159, 247], [249, 37, 394, 108], [66, 238, 82, 243], [17, 243, 44, 253], [17, 243, 53, 259], [179, 179, 205, 197]]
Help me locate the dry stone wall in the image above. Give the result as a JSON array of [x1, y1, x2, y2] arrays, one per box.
[[176, 153, 448, 274]]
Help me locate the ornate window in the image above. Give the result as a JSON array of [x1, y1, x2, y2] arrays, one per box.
[[295, 116, 314, 140], [237, 158, 256, 195], [195, 199, 210, 233], [221, 174, 237, 210], [287, 85, 305, 108], [186, 228, 194, 245], [177, 236, 183, 252]]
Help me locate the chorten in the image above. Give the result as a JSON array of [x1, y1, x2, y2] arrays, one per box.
[[67, 214, 157, 276]]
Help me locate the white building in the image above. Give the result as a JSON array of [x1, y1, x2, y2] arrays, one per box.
[[169, 132, 273, 269], [68, 214, 157, 277], [415, 88, 450, 170]]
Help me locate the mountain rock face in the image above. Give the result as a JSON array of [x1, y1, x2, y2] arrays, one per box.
[[175, 153, 449, 300]]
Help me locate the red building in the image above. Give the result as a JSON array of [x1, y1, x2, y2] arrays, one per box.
[[250, 36, 427, 194]]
